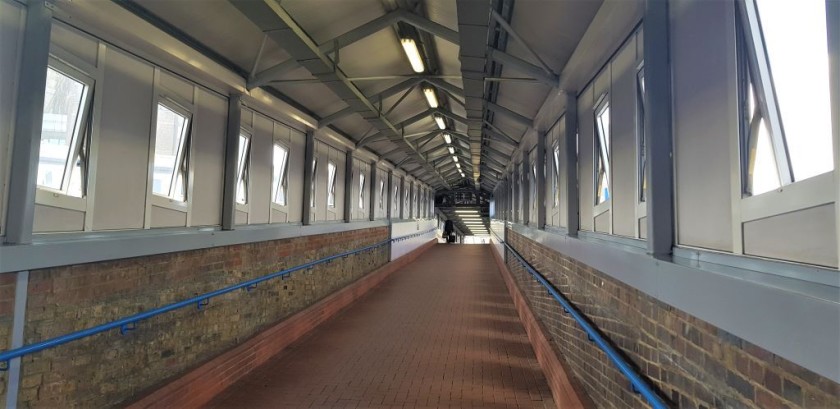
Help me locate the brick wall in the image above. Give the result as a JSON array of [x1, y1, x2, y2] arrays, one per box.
[[505, 229, 840, 409], [0, 273, 16, 404], [14, 227, 388, 408]]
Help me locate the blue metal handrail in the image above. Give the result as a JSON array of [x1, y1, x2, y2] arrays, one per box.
[[491, 230, 669, 409], [0, 228, 436, 368]]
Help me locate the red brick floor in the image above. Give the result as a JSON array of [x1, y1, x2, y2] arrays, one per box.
[[204, 244, 556, 409]]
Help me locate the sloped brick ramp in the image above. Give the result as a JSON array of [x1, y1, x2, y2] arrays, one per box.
[[199, 244, 575, 408]]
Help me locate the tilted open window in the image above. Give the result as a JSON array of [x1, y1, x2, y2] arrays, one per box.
[[310, 158, 318, 208], [359, 172, 366, 209], [736, 0, 833, 196], [594, 98, 611, 204], [37, 63, 94, 198], [327, 161, 337, 208], [152, 102, 191, 202], [637, 67, 647, 203], [272, 144, 289, 206], [378, 178, 385, 210], [553, 145, 560, 208], [235, 132, 251, 205]]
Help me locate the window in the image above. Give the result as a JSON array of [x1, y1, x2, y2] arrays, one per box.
[[738, 0, 833, 195], [37, 65, 93, 197], [594, 99, 611, 204], [152, 103, 191, 202], [272, 144, 289, 206], [235, 132, 251, 204], [359, 172, 366, 209], [393, 183, 400, 214], [310, 158, 318, 208], [553, 145, 560, 207], [327, 161, 336, 208], [404, 186, 409, 215], [531, 163, 537, 210], [378, 178, 385, 210], [637, 67, 647, 202]]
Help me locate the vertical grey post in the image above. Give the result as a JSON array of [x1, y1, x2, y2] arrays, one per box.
[[386, 170, 393, 220], [522, 155, 530, 225], [564, 93, 580, 237], [343, 151, 354, 222], [827, 0, 840, 265], [369, 161, 377, 221], [535, 131, 546, 229], [4, 1, 52, 245], [221, 94, 242, 231], [5, 271, 30, 409], [644, 0, 675, 260], [301, 130, 315, 225]]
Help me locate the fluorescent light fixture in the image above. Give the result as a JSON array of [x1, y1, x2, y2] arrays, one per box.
[[456, 163, 461, 169], [443, 133, 451, 144], [453, 156, 458, 163], [434, 114, 446, 130], [401, 38, 425, 73], [455, 210, 478, 213], [448, 146, 455, 154], [423, 86, 438, 108]]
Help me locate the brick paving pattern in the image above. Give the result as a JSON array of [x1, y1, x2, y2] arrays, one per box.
[[205, 244, 556, 409]]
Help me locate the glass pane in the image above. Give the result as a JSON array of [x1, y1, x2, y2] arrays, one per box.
[[38, 68, 86, 190], [236, 134, 249, 204], [638, 70, 647, 202], [327, 162, 336, 207], [311, 159, 318, 208], [153, 104, 187, 198], [359, 173, 365, 209], [751, 118, 781, 195], [553, 146, 560, 207], [532, 164, 537, 210], [756, 0, 832, 181], [595, 104, 611, 204], [379, 180, 385, 209], [272, 144, 289, 205]]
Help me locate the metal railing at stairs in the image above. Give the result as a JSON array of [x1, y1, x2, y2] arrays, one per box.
[[0, 228, 436, 369], [491, 229, 670, 409]]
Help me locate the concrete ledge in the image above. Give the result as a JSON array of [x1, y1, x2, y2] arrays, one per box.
[[126, 239, 437, 409], [490, 244, 590, 409]]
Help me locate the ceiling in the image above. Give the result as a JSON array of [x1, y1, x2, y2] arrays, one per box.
[[127, 0, 603, 193]]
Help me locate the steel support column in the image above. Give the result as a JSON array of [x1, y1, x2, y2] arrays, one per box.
[[222, 94, 242, 231], [386, 170, 393, 220], [644, 0, 675, 259], [563, 93, 579, 237], [369, 161, 377, 221], [301, 130, 315, 225], [344, 151, 354, 222], [4, 1, 52, 244], [535, 131, 546, 229], [827, 0, 840, 268]]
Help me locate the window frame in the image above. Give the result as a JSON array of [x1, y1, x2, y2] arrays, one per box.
[[271, 142, 290, 207], [149, 96, 193, 209], [327, 160, 337, 208], [358, 170, 366, 210], [234, 130, 252, 206], [378, 177, 385, 211], [636, 65, 647, 204], [310, 157, 318, 208], [35, 57, 96, 211], [553, 144, 561, 208], [593, 94, 611, 213]]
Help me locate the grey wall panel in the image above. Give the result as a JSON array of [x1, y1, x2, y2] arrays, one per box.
[[158, 70, 194, 105], [610, 39, 638, 238], [51, 23, 98, 68], [271, 208, 288, 223], [578, 85, 595, 231], [594, 210, 610, 233], [150, 205, 186, 228], [33, 205, 84, 233], [744, 204, 838, 268], [0, 0, 24, 236], [235, 209, 247, 225], [249, 113, 272, 224], [671, 0, 736, 251], [92, 49, 154, 230], [190, 89, 226, 227]]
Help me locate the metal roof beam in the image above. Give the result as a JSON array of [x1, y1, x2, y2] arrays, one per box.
[[486, 101, 533, 128], [489, 9, 558, 82]]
